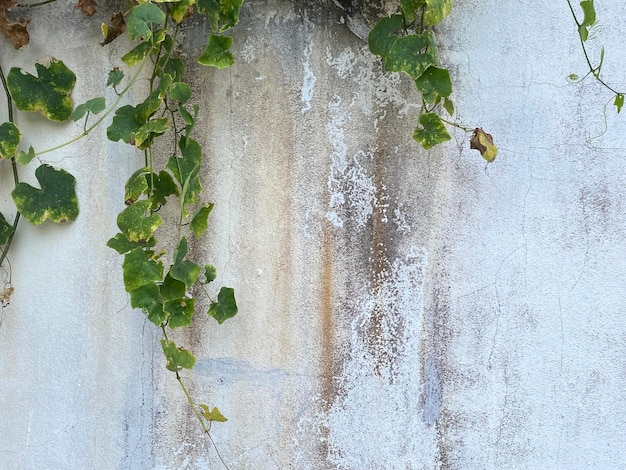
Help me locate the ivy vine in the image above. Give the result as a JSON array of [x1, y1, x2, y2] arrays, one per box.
[[0, 0, 502, 464], [567, 0, 625, 115], [0, 0, 241, 462], [368, 0, 498, 161]]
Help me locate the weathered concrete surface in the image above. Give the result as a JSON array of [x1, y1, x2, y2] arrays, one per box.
[[1, 0, 626, 469]]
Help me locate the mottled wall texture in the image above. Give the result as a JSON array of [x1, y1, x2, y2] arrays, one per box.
[[1, 1, 625, 469]]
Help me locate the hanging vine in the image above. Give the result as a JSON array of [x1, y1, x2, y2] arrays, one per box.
[[0, 0, 241, 461], [368, 0, 498, 161]]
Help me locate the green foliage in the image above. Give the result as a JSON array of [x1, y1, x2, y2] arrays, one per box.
[[0, 2, 242, 449], [368, 2, 497, 160]]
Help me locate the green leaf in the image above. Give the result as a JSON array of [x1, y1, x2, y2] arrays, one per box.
[[424, 0, 454, 25], [129, 283, 168, 325], [16, 146, 35, 166], [0, 212, 14, 245], [70, 97, 106, 122], [615, 94, 624, 114], [129, 282, 159, 309], [7, 60, 76, 121], [122, 41, 155, 67], [199, 404, 228, 422], [134, 118, 170, 148], [171, 0, 195, 23], [107, 68, 124, 88], [190, 203, 214, 238], [197, 34, 234, 69], [578, 24, 588, 42], [160, 273, 186, 302], [12, 164, 78, 224], [171, 237, 201, 288], [107, 232, 156, 254], [136, 73, 173, 123], [368, 16, 435, 80], [197, 0, 243, 32], [107, 105, 141, 144], [125, 167, 151, 205], [160, 339, 196, 371], [470, 127, 498, 162], [401, 0, 426, 22], [414, 65, 452, 103], [0, 122, 21, 159], [208, 286, 237, 324], [167, 137, 202, 211], [165, 297, 195, 328], [580, 0, 596, 27], [204, 264, 217, 283], [122, 247, 164, 292], [117, 200, 163, 243], [170, 82, 192, 103], [412, 112, 450, 150], [127, 3, 165, 41], [443, 98, 454, 116], [148, 170, 179, 208]]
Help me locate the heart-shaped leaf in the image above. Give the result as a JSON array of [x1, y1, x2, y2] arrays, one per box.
[[368, 16, 434, 80], [413, 112, 450, 150], [127, 2, 165, 41], [197, 34, 234, 69], [7, 60, 76, 121], [122, 247, 164, 292], [12, 164, 78, 224], [117, 200, 162, 243], [208, 286, 237, 324]]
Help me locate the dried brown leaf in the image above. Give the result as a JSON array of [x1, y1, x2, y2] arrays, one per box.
[[470, 128, 498, 162], [75, 0, 97, 16], [101, 12, 125, 46], [0, 6, 29, 49]]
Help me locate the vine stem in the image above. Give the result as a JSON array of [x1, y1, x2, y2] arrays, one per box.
[[440, 117, 473, 133], [35, 57, 149, 157], [0, 64, 21, 270], [566, 0, 623, 96]]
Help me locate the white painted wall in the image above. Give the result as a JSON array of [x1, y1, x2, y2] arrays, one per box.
[[1, 1, 625, 469]]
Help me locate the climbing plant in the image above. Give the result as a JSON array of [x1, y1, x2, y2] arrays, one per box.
[[0, 0, 499, 463], [368, 0, 498, 161], [0, 0, 240, 460], [567, 0, 625, 114]]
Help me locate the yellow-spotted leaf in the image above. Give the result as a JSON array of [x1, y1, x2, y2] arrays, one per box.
[[11, 164, 78, 224], [7, 60, 76, 122]]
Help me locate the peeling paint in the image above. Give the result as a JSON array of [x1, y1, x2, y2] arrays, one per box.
[[301, 43, 317, 113], [325, 97, 377, 229]]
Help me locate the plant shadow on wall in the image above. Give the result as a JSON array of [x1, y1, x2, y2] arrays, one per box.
[[0, 0, 240, 465]]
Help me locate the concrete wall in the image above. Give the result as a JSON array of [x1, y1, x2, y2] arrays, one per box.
[[1, 1, 625, 468]]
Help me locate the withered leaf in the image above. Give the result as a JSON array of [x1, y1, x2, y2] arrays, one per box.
[[75, 0, 97, 16], [101, 12, 125, 46], [470, 128, 498, 162], [0, 4, 29, 49]]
